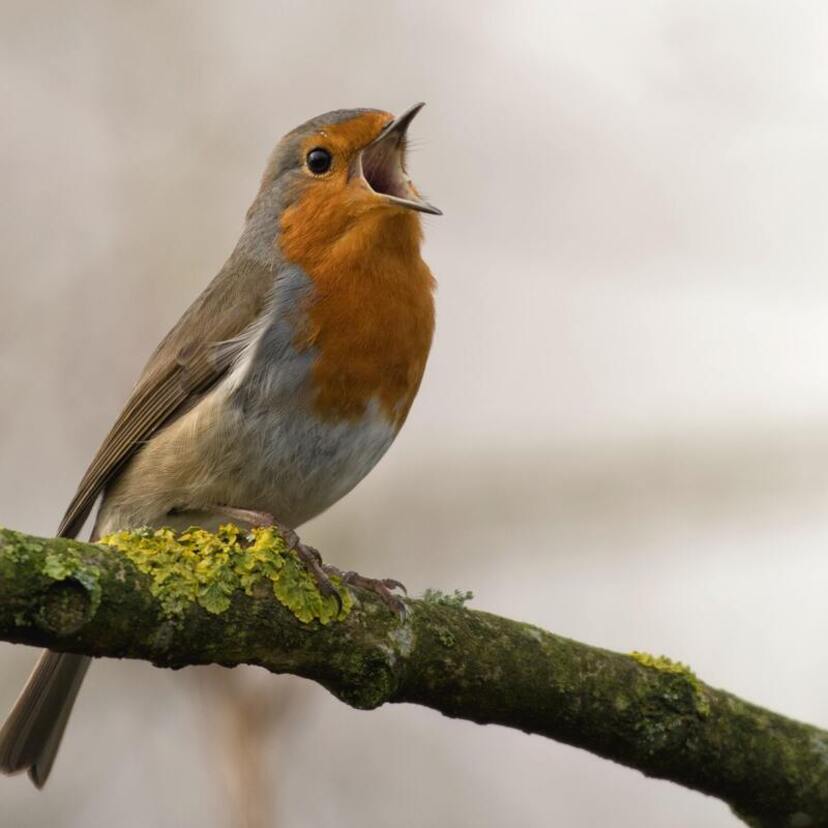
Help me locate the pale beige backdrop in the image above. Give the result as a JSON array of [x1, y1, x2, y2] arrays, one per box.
[[2, 2, 828, 826]]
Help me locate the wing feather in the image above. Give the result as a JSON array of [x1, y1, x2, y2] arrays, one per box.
[[57, 256, 275, 538]]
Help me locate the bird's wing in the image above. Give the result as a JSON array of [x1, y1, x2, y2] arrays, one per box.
[[58, 256, 274, 538]]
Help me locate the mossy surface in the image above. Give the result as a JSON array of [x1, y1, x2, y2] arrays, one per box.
[[0, 527, 103, 629], [3, 525, 828, 824], [630, 650, 711, 717], [421, 587, 474, 608], [99, 524, 351, 624]]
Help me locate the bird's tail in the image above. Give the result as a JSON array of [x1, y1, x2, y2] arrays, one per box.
[[0, 650, 91, 787]]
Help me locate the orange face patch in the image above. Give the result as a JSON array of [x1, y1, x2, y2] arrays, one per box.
[[289, 111, 395, 221], [301, 111, 392, 168]]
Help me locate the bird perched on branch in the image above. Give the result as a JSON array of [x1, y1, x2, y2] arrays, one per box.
[[0, 103, 440, 787]]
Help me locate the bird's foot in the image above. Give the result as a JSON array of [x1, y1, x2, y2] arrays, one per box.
[[204, 506, 341, 609], [280, 533, 343, 611], [325, 567, 408, 618], [205, 505, 405, 617], [265, 526, 408, 617]]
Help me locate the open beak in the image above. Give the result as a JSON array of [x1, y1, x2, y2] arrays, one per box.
[[353, 102, 442, 216]]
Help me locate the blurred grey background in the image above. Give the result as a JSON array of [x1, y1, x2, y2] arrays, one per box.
[[2, 1, 828, 825]]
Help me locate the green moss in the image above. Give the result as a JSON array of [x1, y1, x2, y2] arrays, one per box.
[[38, 580, 91, 634], [631, 650, 711, 717], [99, 524, 351, 624], [422, 588, 474, 608], [43, 551, 76, 580], [0, 529, 46, 570], [0, 529, 105, 631], [39, 540, 103, 617], [435, 626, 456, 648]]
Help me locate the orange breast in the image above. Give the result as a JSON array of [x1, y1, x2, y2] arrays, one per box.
[[279, 192, 435, 428]]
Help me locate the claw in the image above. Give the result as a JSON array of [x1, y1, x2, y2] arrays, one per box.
[[341, 571, 408, 618], [381, 578, 407, 595]]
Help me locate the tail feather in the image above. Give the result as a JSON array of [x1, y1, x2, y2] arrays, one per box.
[[0, 651, 91, 787]]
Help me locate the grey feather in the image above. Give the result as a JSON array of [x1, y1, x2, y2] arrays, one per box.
[[0, 652, 90, 787]]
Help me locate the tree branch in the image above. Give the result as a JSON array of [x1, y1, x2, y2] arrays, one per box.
[[0, 526, 826, 825]]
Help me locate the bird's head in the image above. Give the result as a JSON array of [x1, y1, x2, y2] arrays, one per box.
[[246, 104, 440, 266]]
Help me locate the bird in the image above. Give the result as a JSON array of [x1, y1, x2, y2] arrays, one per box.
[[0, 103, 440, 787]]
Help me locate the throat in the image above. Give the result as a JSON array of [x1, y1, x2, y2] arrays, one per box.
[[278, 211, 435, 427]]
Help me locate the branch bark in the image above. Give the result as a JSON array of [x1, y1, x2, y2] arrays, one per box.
[[0, 526, 826, 826]]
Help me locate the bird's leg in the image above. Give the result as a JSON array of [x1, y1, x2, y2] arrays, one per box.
[[210, 506, 277, 530], [277, 532, 343, 609], [200, 506, 341, 608], [201, 506, 407, 617]]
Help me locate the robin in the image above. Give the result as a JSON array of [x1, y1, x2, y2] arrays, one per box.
[[0, 103, 440, 787]]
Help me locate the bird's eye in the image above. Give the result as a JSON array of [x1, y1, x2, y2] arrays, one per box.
[[306, 148, 332, 175]]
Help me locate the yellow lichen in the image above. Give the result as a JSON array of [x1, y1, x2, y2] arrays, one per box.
[[630, 650, 711, 717], [99, 524, 351, 624], [631, 651, 692, 675]]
